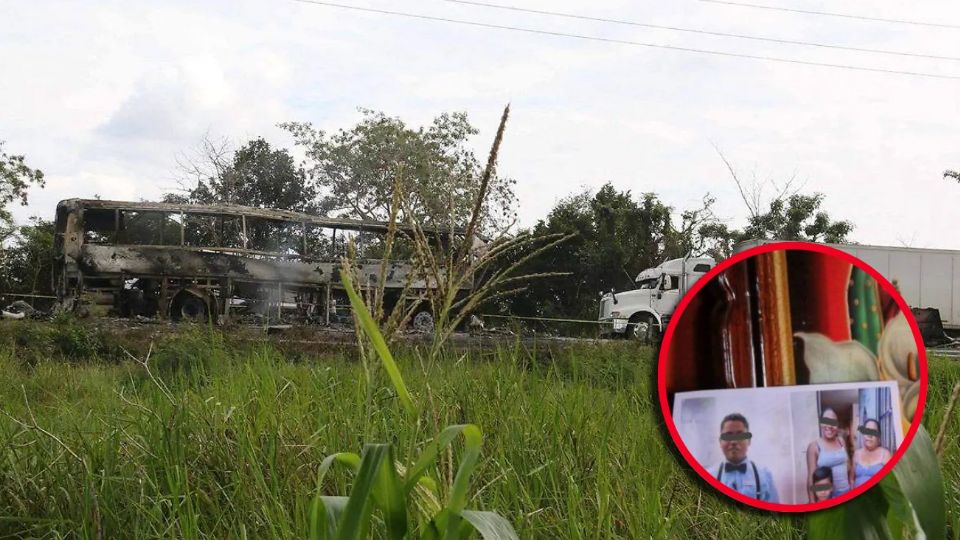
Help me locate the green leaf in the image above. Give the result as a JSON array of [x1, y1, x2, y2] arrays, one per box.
[[317, 452, 362, 485], [336, 444, 392, 540], [422, 509, 447, 540], [444, 425, 484, 540], [340, 267, 415, 414], [404, 424, 477, 494], [309, 493, 325, 540], [877, 476, 916, 540], [447, 425, 483, 513], [808, 486, 892, 540], [370, 445, 408, 540], [311, 453, 361, 540], [886, 425, 946, 540], [312, 496, 350, 540], [403, 424, 486, 540], [461, 510, 521, 540]]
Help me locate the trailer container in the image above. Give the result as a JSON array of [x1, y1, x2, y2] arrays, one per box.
[[735, 240, 960, 330]]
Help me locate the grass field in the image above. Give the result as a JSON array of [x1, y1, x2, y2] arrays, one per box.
[[0, 319, 956, 539]]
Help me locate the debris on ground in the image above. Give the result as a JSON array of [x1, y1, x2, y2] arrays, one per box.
[[1, 300, 40, 320], [267, 325, 294, 335], [468, 314, 485, 333]]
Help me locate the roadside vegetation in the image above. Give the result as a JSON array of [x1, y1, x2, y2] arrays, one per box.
[[0, 110, 951, 538], [0, 319, 957, 538]]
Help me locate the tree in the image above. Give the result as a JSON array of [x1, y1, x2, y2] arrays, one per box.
[[702, 150, 853, 259], [0, 141, 45, 240], [699, 193, 854, 259], [281, 109, 517, 232], [167, 136, 316, 213], [0, 217, 54, 296], [505, 183, 718, 321]]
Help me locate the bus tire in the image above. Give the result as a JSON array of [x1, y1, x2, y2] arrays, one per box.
[[412, 310, 435, 333], [170, 290, 213, 323]]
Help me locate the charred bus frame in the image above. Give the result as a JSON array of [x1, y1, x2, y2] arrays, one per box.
[[53, 199, 468, 324]]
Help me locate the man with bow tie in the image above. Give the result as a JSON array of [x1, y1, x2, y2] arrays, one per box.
[[711, 413, 779, 503]]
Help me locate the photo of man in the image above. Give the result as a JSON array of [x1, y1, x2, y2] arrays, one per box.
[[711, 413, 779, 503]]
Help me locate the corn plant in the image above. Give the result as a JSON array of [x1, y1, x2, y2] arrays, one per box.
[[355, 176, 430, 343], [309, 425, 518, 540], [404, 105, 574, 358], [312, 269, 519, 539]]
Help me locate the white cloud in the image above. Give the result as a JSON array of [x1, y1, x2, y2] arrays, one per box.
[[3, 0, 960, 251]]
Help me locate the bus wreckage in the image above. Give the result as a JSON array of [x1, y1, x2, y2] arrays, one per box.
[[53, 199, 472, 328]]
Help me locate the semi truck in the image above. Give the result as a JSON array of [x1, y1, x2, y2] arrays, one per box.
[[598, 255, 715, 340]]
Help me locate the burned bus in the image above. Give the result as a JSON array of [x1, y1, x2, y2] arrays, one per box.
[[52, 198, 468, 327]]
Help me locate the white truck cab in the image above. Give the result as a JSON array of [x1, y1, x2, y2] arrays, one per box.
[[598, 256, 715, 340]]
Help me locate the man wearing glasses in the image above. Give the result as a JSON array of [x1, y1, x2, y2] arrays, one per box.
[[711, 413, 780, 503]]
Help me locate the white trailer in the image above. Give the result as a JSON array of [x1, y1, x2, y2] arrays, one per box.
[[828, 243, 960, 330], [736, 240, 960, 330]]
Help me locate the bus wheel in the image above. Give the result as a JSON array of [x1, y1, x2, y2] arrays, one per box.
[[412, 310, 435, 333], [171, 292, 210, 322], [628, 313, 657, 343]]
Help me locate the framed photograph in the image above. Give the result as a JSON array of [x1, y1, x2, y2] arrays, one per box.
[[672, 380, 902, 506]]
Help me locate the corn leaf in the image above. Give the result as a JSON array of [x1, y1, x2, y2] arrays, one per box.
[[317, 452, 361, 485], [371, 446, 407, 540], [404, 424, 477, 494], [878, 476, 917, 540], [422, 510, 447, 540], [447, 425, 483, 512], [311, 452, 362, 539], [340, 267, 415, 415], [883, 426, 946, 540], [311, 496, 349, 540], [808, 487, 892, 540], [428, 509, 473, 540], [335, 444, 391, 540], [461, 510, 521, 540], [444, 425, 484, 540]]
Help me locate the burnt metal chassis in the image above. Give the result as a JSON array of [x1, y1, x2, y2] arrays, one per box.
[[59, 244, 435, 324]]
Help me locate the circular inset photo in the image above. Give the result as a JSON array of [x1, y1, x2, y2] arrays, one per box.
[[657, 242, 927, 512]]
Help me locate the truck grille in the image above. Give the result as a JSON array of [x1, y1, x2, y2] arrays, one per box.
[[599, 296, 612, 319]]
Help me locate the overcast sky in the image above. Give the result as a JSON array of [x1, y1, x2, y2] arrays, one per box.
[[3, 0, 960, 249]]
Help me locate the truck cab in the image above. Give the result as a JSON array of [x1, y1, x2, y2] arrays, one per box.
[[598, 256, 715, 340]]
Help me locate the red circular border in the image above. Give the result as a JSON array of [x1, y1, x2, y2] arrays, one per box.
[[656, 241, 929, 513]]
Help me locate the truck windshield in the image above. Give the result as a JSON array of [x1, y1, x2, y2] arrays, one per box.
[[637, 278, 657, 289]]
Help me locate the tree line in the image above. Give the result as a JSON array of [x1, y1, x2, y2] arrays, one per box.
[[1, 110, 855, 320]]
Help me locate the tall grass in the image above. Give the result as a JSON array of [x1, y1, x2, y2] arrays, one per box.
[[0, 321, 957, 538]]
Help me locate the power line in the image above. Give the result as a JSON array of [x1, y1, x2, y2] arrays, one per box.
[[447, 0, 960, 62], [699, 0, 960, 30], [293, 0, 960, 80]]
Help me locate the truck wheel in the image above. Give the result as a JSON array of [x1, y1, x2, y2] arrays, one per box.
[[628, 313, 658, 343]]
